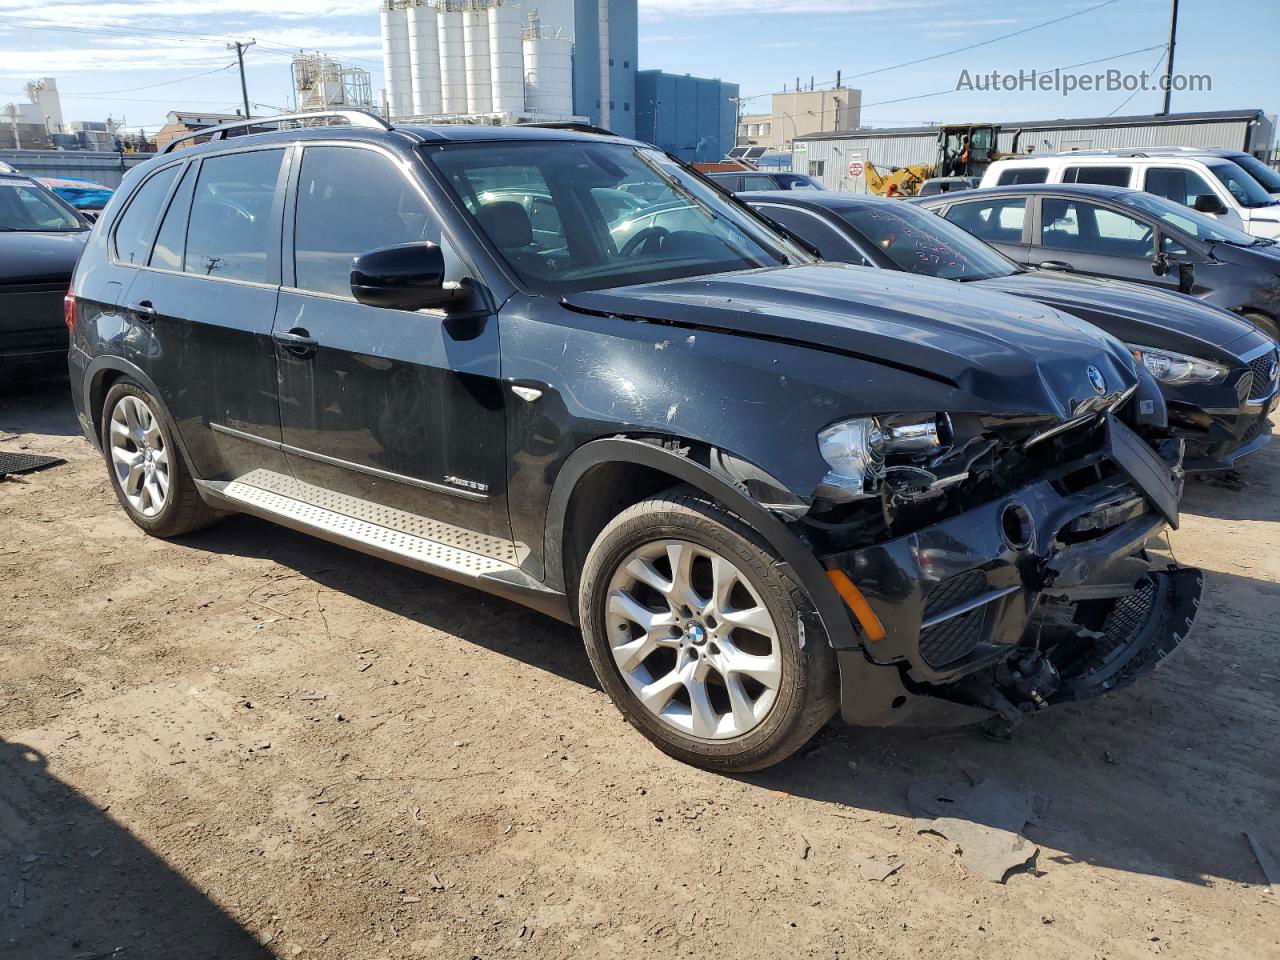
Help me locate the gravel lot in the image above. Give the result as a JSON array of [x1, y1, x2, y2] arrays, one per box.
[[2, 380, 1278, 960]]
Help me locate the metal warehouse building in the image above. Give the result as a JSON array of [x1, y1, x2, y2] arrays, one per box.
[[634, 70, 738, 164], [793, 108, 1277, 192]]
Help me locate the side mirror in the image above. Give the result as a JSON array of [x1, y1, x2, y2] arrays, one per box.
[[1152, 252, 1170, 277], [1192, 194, 1227, 215], [1177, 259, 1196, 294], [350, 242, 458, 311]]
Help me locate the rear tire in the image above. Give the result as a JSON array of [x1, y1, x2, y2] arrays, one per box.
[[1241, 310, 1280, 344], [578, 487, 838, 772], [101, 379, 218, 538]]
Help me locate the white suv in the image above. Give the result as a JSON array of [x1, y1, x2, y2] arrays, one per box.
[[980, 152, 1280, 240]]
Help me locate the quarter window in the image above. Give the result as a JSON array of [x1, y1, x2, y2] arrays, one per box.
[[943, 197, 1027, 245], [113, 165, 179, 265], [996, 167, 1047, 186], [184, 149, 283, 283], [293, 146, 441, 298]]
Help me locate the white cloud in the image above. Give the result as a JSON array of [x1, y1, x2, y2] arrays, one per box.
[[638, 0, 940, 19]]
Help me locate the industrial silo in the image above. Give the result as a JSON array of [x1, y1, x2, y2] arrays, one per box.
[[380, 1, 414, 118], [437, 3, 467, 114], [523, 19, 573, 118], [407, 0, 442, 116], [463, 4, 493, 114], [488, 0, 524, 115]]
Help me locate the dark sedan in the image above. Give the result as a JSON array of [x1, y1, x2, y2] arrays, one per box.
[[911, 183, 1280, 343], [743, 190, 1278, 472], [708, 171, 823, 192], [1, 171, 90, 379]]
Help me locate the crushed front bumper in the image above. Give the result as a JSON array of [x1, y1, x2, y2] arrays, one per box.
[[822, 417, 1204, 727]]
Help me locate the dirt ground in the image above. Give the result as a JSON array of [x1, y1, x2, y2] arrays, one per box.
[[1, 379, 1277, 960]]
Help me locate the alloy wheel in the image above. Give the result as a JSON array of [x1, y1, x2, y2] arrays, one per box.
[[109, 395, 170, 518], [604, 539, 783, 740]]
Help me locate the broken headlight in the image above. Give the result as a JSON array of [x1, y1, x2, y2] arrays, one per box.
[[816, 414, 949, 502]]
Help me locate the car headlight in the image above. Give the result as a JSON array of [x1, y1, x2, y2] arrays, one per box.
[[816, 415, 948, 501], [1129, 345, 1227, 384]]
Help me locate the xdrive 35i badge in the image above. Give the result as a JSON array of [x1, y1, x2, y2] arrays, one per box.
[[1087, 365, 1107, 395]]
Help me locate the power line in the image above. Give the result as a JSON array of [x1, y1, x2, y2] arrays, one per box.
[[1107, 47, 1169, 117], [737, 0, 1124, 103], [78, 63, 238, 96]]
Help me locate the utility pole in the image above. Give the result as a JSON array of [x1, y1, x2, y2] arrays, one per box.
[[1160, 0, 1179, 115], [228, 39, 256, 118]]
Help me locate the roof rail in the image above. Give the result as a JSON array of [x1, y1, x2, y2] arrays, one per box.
[[161, 109, 395, 154], [516, 121, 619, 137]]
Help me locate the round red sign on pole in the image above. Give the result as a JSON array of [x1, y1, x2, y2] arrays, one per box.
[[848, 160, 864, 178]]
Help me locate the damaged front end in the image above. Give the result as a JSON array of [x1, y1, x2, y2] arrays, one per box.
[[808, 397, 1204, 730]]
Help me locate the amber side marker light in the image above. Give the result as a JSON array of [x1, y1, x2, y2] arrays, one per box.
[[826, 569, 887, 644]]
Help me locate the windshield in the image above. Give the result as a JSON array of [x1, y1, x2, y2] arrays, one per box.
[[836, 200, 1018, 281], [0, 179, 84, 232], [1207, 161, 1276, 208], [427, 141, 806, 294], [1117, 190, 1261, 246], [1228, 153, 1280, 194]]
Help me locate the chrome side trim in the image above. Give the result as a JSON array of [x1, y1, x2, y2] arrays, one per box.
[[1023, 413, 1097, 449], [209, 422, 488, 501], [921, 584, 1022, 630]]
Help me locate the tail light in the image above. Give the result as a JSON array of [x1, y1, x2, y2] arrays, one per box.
[[64, 287, 76, 332]]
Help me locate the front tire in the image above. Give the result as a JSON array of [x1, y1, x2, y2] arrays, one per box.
[[578, 488, 838, 772], [101, 379, 218, 538], [1241, 310, 1280, 343]]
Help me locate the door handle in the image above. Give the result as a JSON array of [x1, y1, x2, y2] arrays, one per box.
[[273, 327, 319, 357], [128, 300, 157, 322], [1037, 260, 1074, 272]]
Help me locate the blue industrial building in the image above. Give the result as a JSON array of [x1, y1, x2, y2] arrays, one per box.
[[572, 0, 638, 138], [634, 70, 739, 164]]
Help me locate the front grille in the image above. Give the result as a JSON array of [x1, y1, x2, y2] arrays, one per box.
[[920, 607, 986, 666], [1246, 349, 1278, 403]]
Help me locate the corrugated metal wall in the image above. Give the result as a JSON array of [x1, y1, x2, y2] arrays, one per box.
[[0, 149, 149, 187], [796, 117, 1264, 193], [635, 71, 738, 164]]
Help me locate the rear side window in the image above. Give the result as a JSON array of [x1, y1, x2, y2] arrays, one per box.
[[742, 175, 777, 190], [1143, 167, 1217, 208], [996, 167, 1047, 186], [113, 165, 179, 264], [293, 146, 441, 298], [184, 149, 284, 283], [944, 198, 1027, 244], [149, 165, 195, 271], [1064, 165, 1130, 187], [757, 205, 869, 265]]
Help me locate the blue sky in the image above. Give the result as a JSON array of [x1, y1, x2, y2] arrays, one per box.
[[0, 0, 1276, 136]]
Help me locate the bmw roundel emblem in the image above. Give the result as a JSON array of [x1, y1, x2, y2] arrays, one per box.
[[1087, 365, 1107, 395], [686, 623, 706, 645]]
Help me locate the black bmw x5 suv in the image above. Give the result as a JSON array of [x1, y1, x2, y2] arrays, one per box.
[[68, 112, 1202, 771]]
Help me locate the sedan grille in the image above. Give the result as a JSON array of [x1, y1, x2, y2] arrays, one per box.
[[1246, 349, 1278, 403]]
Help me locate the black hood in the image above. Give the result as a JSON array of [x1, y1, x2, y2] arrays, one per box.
[[0, 230, 88, 285], [975, 269, 1267, 362], [564, 263, 1138, 422]]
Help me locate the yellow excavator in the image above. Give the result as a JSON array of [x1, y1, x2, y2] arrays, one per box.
[[864, 123, 1022, 197]]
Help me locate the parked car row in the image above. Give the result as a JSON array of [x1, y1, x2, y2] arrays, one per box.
[[57, 112, 1230, 773]]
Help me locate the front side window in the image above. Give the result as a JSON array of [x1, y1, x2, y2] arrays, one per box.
[[996, 167, 1047, 186], [0, 180, 84, 232], [1143, 166, 1219, 209], [840, 201, 1018, 280], [1040, 199, 1153, 257], [294, 145, 442, 297], [943, 197, 1027, 245], [742, 175, 777, 190], [113, 165, 179, 264], [184, 149, 283, 283], [428, 141, 803, 294], [1063, 165, 1130, 187], [1206, 161, 1275, 208]]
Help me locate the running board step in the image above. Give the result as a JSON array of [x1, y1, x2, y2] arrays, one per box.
[[196, 477, 570, 621]]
